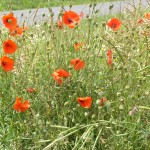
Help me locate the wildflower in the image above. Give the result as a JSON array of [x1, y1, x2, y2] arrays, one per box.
[[107, 18, 122, 31], [77, 97, 92, 108], [107, 50, 113, 67], [0, 56, 14, 72], [9, 25, 28, 36], [27, 88, 37, 93], [3, 39, 18, 54], [57, 20, 63, 29], [74, 42, 84, 51], [70, 58, 85, 70], [145, 13, 150, 20], [2, 12, 17, 29], [100, 97, 107, 107], [52, 69, 71, 84], [62, 11, 80, 28], [14, 97, 30, 112]]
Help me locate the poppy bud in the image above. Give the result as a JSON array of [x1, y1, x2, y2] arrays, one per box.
[[89, 4, 92, 8], [95, 35, 99, 38], [43, 21, 47, 25], [86, 15, 89, 19], [88, 17, 92, 21], [95, 9, 99, 14], [58, 12, 63, 17], [69, 4, 72, 8], [109, 4, 114, 10], [94, 3, 97, 7], [102, 22, 106, 27], [30, 33, 33, 37]]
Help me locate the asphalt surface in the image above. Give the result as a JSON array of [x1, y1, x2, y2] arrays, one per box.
[[0, 0, 149, 27]]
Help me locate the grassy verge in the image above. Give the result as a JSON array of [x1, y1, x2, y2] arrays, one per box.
[[0, 0, 118, 11], [0, 3, 150, 150]]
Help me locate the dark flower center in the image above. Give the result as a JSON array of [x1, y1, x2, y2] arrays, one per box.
[[2, 62, 7, 66], [6, 43, 11, 47], [7, 19, 12, 24], [68, 18, 73, 23]]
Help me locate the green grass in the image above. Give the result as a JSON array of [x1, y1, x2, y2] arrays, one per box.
[[0, 3, 150, 150], [0, 0, 117, 11]]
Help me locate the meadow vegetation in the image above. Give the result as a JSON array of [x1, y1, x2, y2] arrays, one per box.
[[0, 2, 150, 150]]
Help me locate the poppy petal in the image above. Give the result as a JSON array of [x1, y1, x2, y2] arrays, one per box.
[[14, 97, 30, 112], [2, 13, 17, 29], [3, 39, 18, 54], [77, 97, 92, 108], [107, 18, 122, 31], [70, 58, 85, 70], [0, 56, 14, 72], [62, 11, 80, 28]]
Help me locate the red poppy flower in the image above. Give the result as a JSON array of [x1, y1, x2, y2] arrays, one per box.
[[100, 97, 107, 107], [107, 18, 122, 31], [107, 50, 113, 67], [77, 97, 92, 108], [3, 39, 18, 54], [145, 13, 150, 20], [0, 56, 14, 72], [57, 20, 63, 29], [62, 11, 80, 28], [70, 58, 85, 70], [9, 25, 28, 36], [27, 88, 37, 93], [74, 42, 84, 51], [2, 12, 17, 29], [52, 69, 71, 84], [14, 97, 30, 112]]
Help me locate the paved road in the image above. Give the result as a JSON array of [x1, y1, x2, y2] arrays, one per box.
[[0, 0, 149, 27]]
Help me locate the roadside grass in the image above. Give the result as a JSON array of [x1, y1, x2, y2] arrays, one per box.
[[0, 0, 118, 11], [0, 3, 150, 150]]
